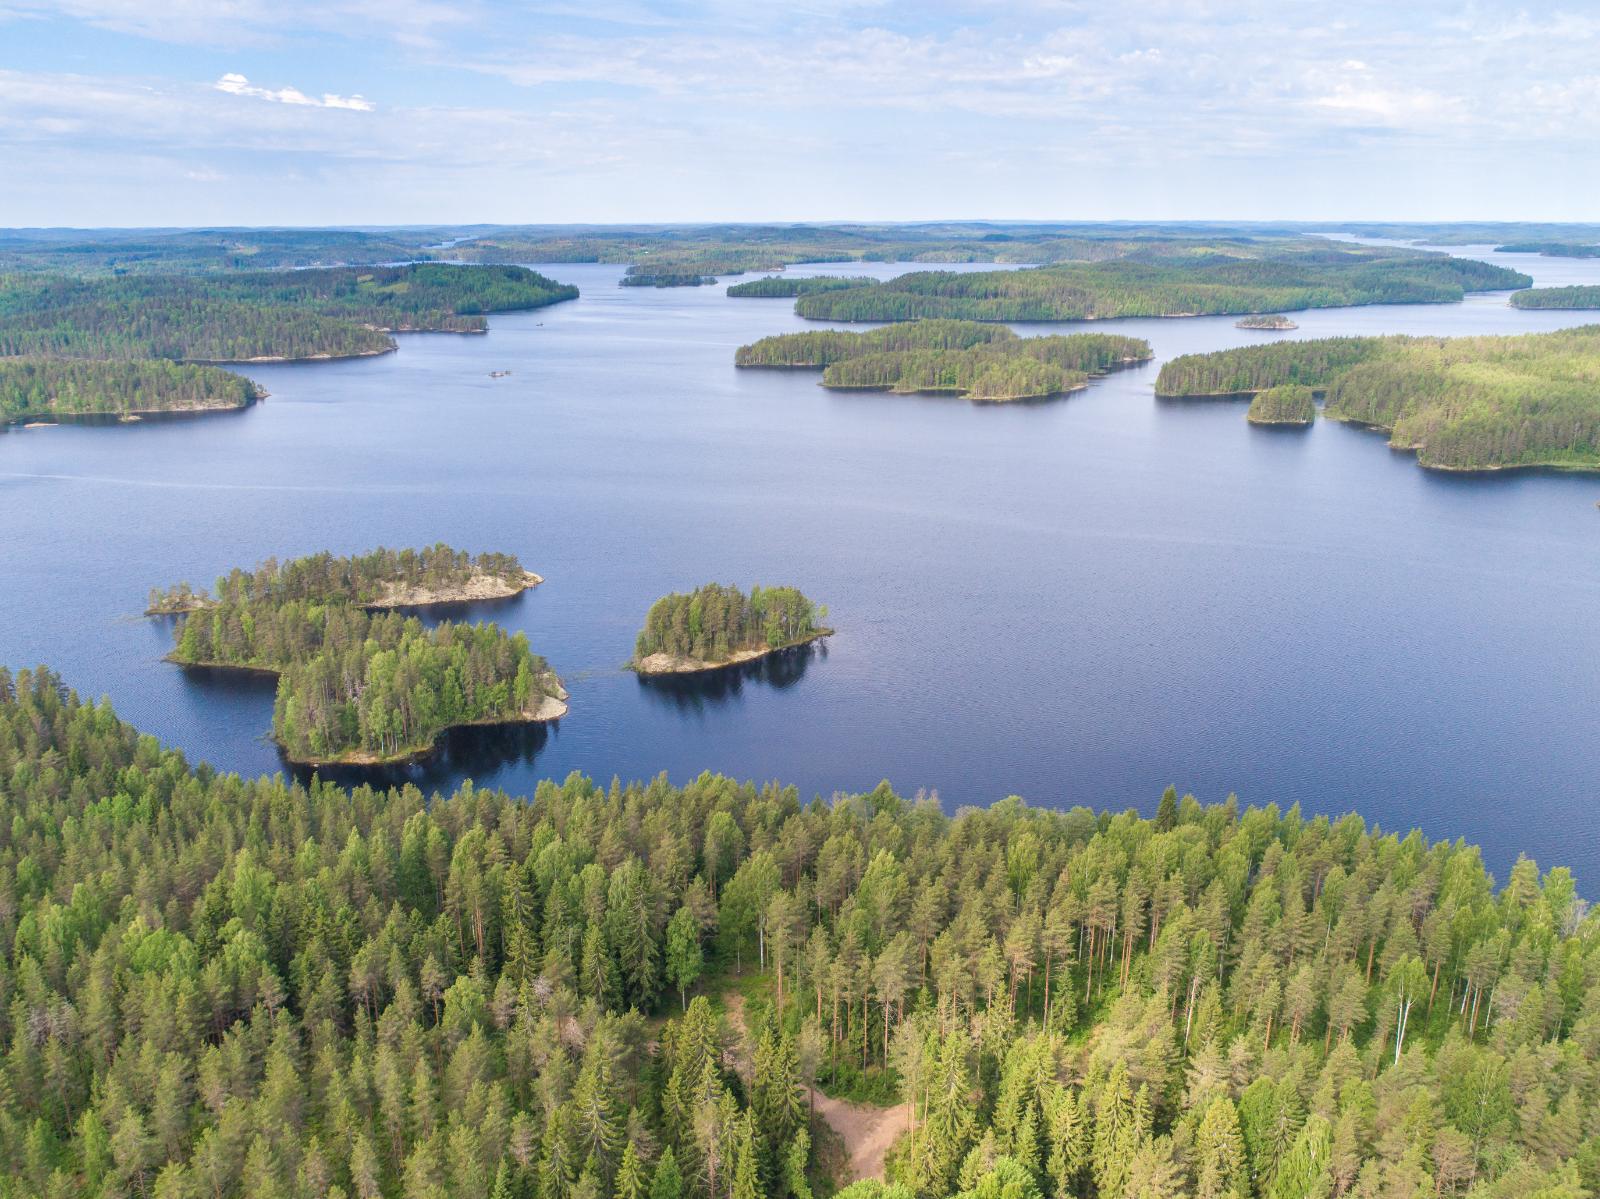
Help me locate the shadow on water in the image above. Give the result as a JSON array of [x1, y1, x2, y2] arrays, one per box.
[[636, 642, 822, 712], [285, 719, 555, 792], [400, 591, 534, 628]]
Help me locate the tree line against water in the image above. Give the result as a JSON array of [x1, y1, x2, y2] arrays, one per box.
[[0, 359, 262, 425], [1508, 288, 1600, 310]]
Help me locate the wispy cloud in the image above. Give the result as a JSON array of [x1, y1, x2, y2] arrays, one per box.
[[214, 72, 375, 110]]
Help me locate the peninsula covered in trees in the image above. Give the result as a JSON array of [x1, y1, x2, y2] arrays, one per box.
[[151, 547, 563, 764], [0, 264, 576, 432], [1156, 326, 1600, 471], [738, 322, 1152, 403], [0, 358, 263, 425], [632, 583, 830, 674], [0, 264, 578, 363], [1, 665, 1597, 1199], [1508, 288, 1600, 310], [788, 246, 1528, 323]]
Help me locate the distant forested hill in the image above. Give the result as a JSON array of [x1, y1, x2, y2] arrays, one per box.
[[1156, 325, 1600, 471]]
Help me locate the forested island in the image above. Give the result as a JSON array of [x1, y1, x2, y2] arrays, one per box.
[[727, 276, 875, 299], [1156, 326, 1600, 471], [1236, 314, 1298, 330], [632, 583, 830, 674], [151, 547, 563, 764], [2, 665, 1598, 1199], [1508, 288, 1600, 310], [1247, 384, 1317, 426], [0, 358, 263, 426], [620, 273, 717, 288], [738, 322, 1152, 403], [789, 247, 1528, 323]]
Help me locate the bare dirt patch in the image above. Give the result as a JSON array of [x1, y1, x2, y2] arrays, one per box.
[[723, 992, 908, 1183]]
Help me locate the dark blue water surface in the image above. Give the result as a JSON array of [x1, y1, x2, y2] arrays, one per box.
[[2, 246, 1597, 889]]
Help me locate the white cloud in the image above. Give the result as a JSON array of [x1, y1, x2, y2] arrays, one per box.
[[214, 72, 375, 110]]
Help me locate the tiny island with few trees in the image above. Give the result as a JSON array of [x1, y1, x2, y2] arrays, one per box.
[[630, 583, 831, 675], [148, 545, 564, 765], [1235, 313, 1298, 330], [737, 320, 1152, 403]]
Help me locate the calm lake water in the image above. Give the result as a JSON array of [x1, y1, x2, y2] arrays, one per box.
[[2, 245, 1597, 889]]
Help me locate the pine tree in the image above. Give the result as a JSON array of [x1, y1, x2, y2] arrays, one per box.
[[650, 1146, 684, 1199], [1194, 1096, 1247, 1199]]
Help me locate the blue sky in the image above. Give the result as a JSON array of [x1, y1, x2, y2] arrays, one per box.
[[1, 0, 1596, 226]]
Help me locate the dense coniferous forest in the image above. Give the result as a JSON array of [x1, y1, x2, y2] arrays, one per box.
[[790, 249, 1529, 323], [633, 584, 829, 670], [147, 546, 536, 615], [0, 359, 262, 424], [154, 549, 562, 763], [0, 667, 1597, 1199], [1156, 327, 1600, 470], [738, 324, 1151, 404], [1508, 288, 1600, 310], [726, 278, 874, 299], [0, 265, 578, 363], [1246, 386, 1317, 426]]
